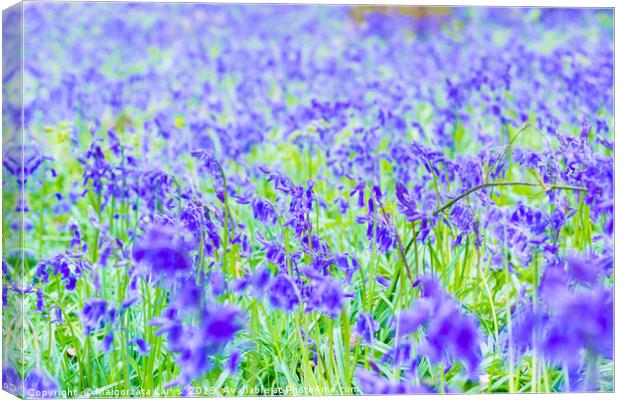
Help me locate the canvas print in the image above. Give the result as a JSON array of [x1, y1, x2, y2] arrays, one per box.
[[1, 3, 614, 398]]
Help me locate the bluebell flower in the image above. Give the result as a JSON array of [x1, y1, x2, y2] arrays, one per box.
[[178, 200, 205, 233], [382, 342, 413, 367], [251, 266, 271, 294], [236, 195, 278, 225], [132, 224, 194, 281], [450, 203, 475, 234], [36, 252, 89, 291], [395, 298, 433, 335], [356, 198, 396, 254], [307, 276, 345, 318], [101, 332, 114, 353], [131, 338, 151, 355], [257, 234, 287, 270], [77, 139, 111, 195], [153, 302, 245, 389], [266, 274, 301, 311], [35, 290, 44, 313], [301, 234, 331, 256], [3, 144, 47, 187], [51, 306, 64, 324], [449, 203, 475, 246], [349, 181, 366, 208], [355, 312, 378, 345], [202, 305, 244, 344], [260, 167, 315, 238], [66, 218, 84, 251], [565, 252, 601, 285], [81, 298, 110, 335], [395, 182, 423, 222], [208, 270, 227, 297], [2, 365, 22, 395], [333, 253, 359, 283], [227, 350, 241, 374], [356, 367, 434, 394], [191, 149, 225, 199], [395, 276, 481, 374], [229, 277, 248, 293], [231, 232, 251, 258], [334, 194, 350, 215], [543, 284, 613, 365], [376, 275, 390, 287], [173, 280, 203, 310], [23, 368, 58, 398], [135, 169, 175, 212]]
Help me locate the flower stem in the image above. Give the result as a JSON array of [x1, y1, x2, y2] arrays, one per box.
[[375, 198, 415, 288], [433, 181, 586, 216]]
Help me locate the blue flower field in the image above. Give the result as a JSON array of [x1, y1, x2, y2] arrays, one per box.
[[1, 4, 614, 397]]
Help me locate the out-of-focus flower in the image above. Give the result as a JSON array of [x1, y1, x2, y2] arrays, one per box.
[[23, 368, 59, 398], [356, 312, 378, 345], [81, 298, 111, 335], [395, 276, 481, 374], [356, 367, 434, 394], [266, 274, 301, 311], [132, 224, 194, 281], [307, 275, 345, 318]]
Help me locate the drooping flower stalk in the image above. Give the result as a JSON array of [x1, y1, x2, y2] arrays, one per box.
[[373, 194, 415, 288], [433, 181, 587, 216]]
